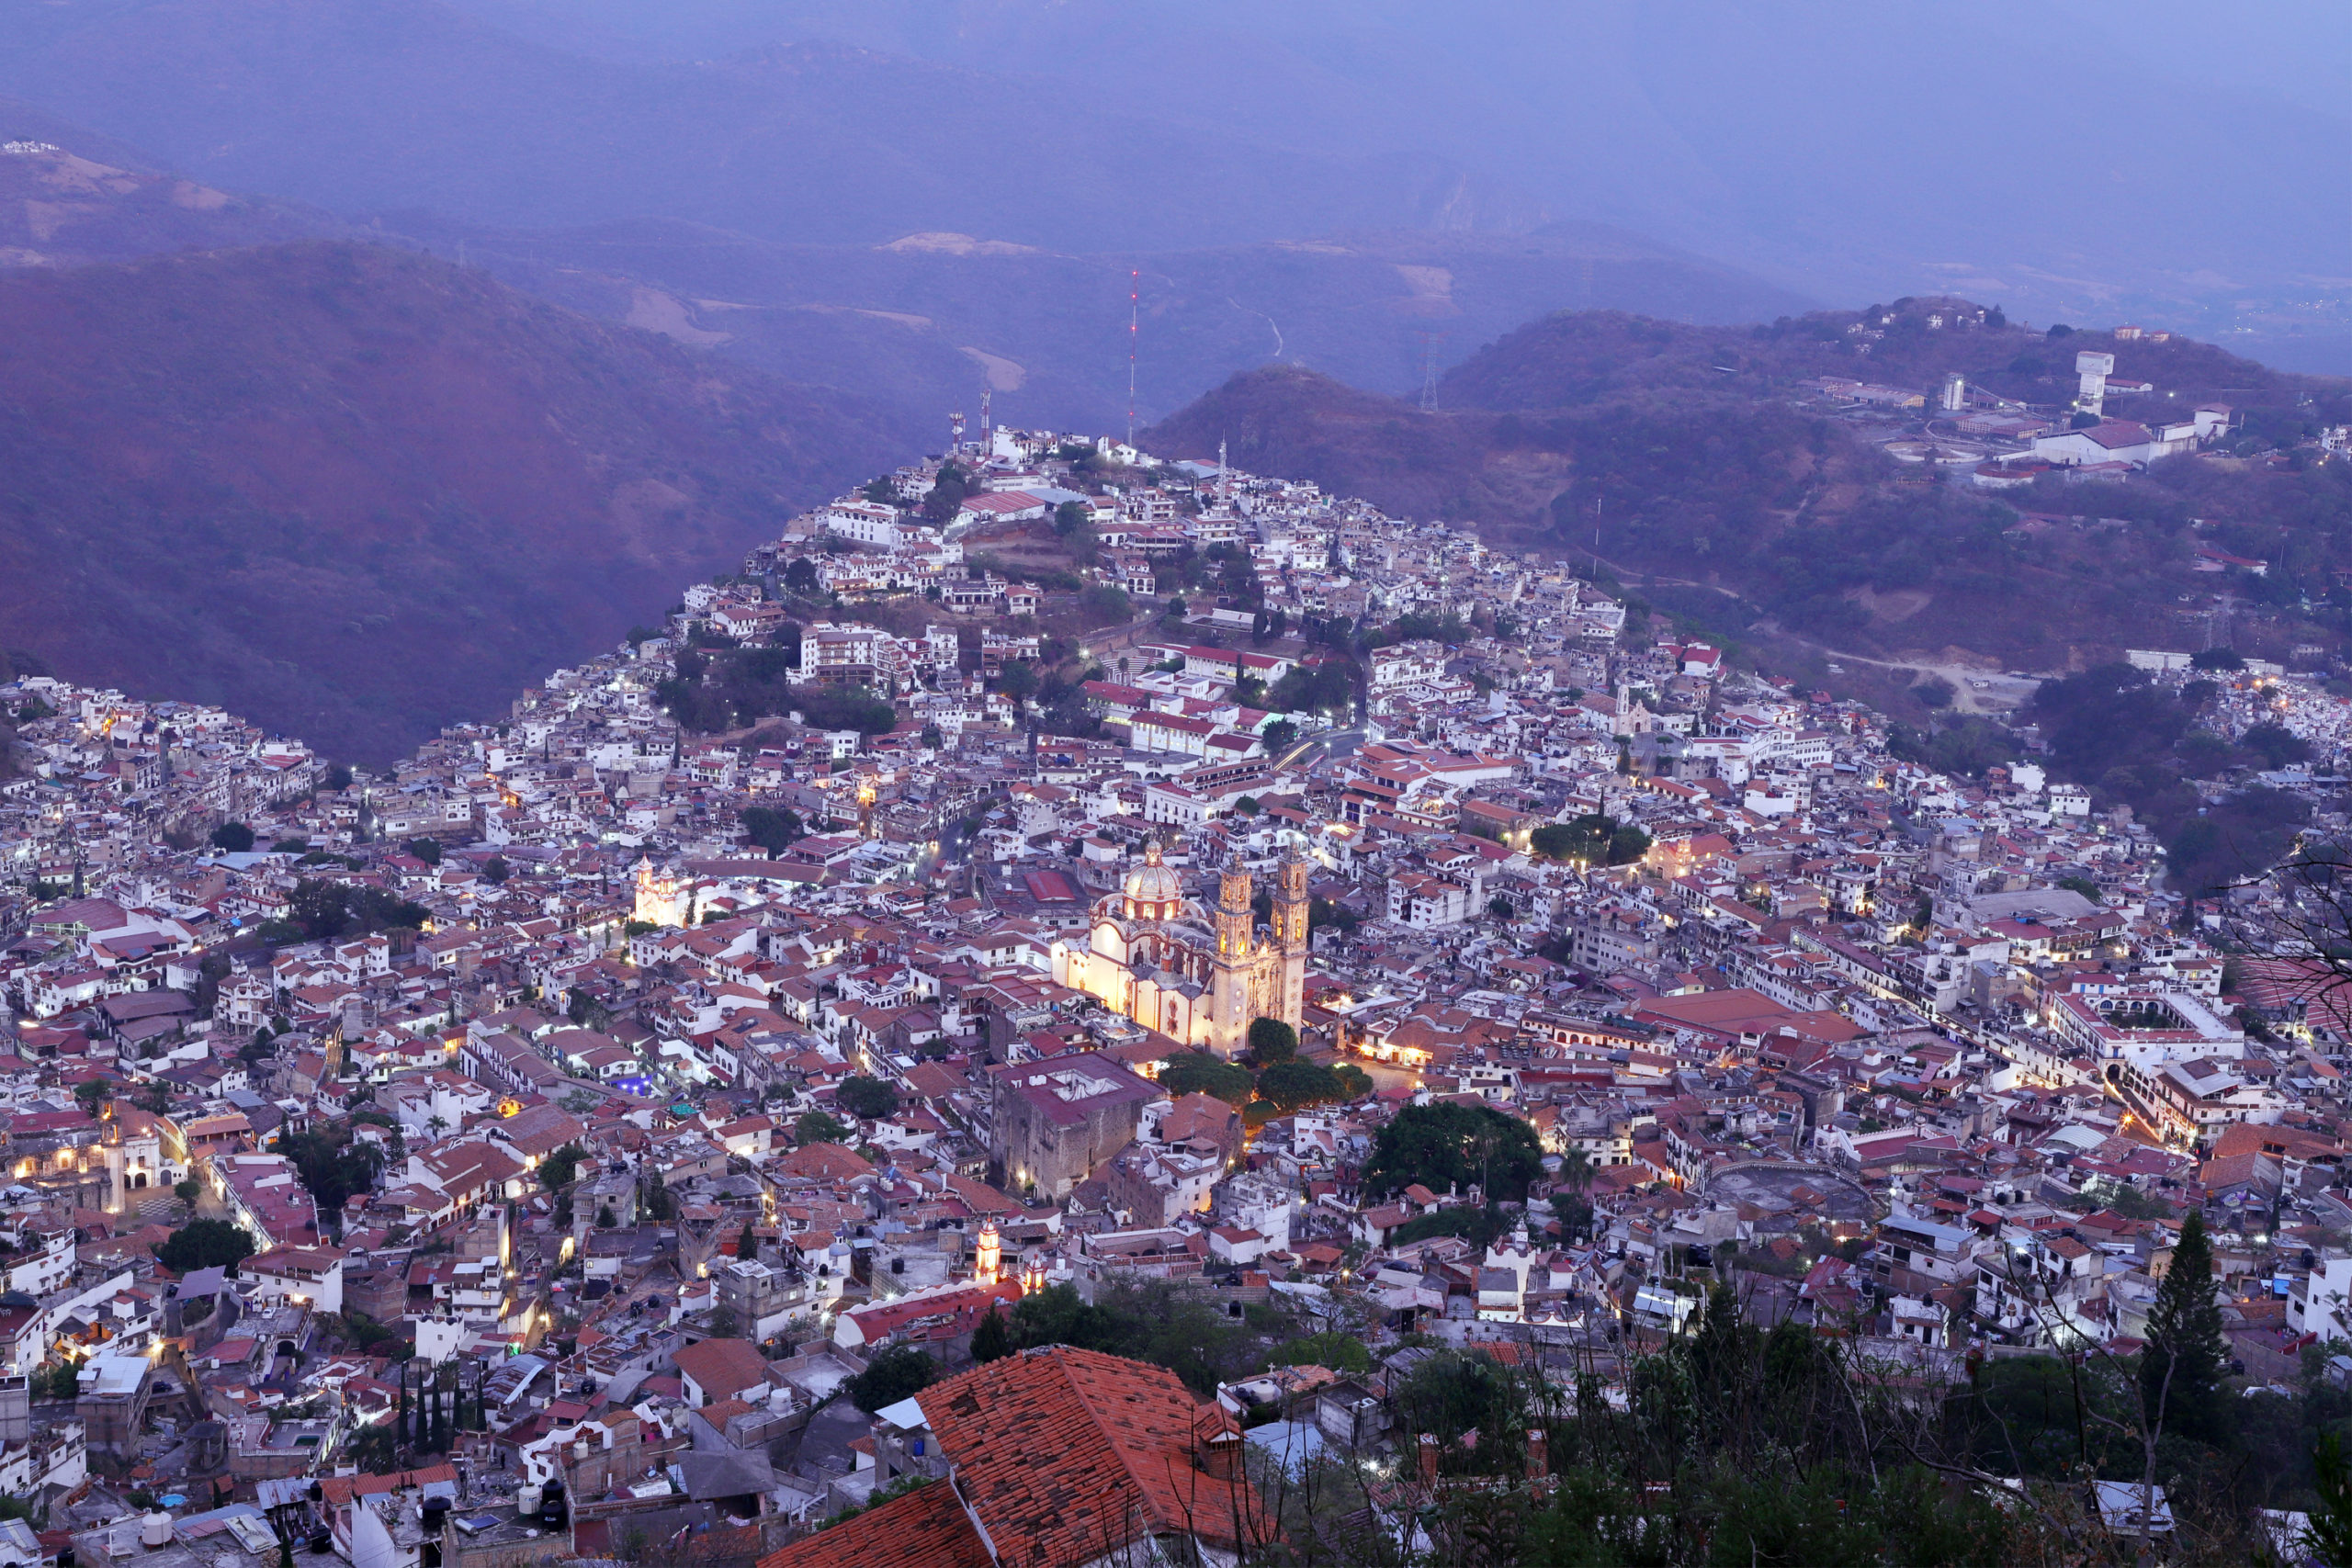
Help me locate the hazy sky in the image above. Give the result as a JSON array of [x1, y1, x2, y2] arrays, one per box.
[[5, 0, 2344, 364]]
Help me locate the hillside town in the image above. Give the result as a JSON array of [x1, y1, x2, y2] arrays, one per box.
[[0, 424, 2346, 1564]]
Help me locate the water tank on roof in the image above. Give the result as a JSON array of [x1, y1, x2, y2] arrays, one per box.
[[515, 1483, 542, 1518], [141, 1513, 174, 1549]]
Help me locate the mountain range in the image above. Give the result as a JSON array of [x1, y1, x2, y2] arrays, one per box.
[[0, 242, 910, 763], [2, 0, 2336, 370]]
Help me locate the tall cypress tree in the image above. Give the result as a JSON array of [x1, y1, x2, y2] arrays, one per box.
[[2141, 1208, 2226, 1441], [971, 1303, 1012, 1363]]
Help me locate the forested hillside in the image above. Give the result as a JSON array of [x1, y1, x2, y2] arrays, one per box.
[[1149, 300, 2352, 698], [0, 242, 911, 761]]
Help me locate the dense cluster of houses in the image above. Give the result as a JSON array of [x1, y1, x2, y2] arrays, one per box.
[[0, 427, 2345, 1566]]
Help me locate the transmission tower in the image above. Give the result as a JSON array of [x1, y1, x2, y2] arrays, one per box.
[[1416, 330, 1446, 412], [1126, 269, 1140, 446]]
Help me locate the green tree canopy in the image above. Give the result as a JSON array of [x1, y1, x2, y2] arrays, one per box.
[[1531, 812, 1650, 866], [209, 821, 255, 852], [279, 1127, 384, 1216], [740, 806, 805, 856], [794, 1111, 853, 1146], [1362, 1102, 1544, 1203], [538, 1142, 588, 1190], [1158, 1051, 1255, 1107], [970, 1302, 1012, 1363], [1001, 1280, 1279, 1396], [845, 1345, 938, 1413], [1253, 1058, 1369, 1112], [285, 879, 430, 942], [1245, 1017, 1298, 1066], [836, 1075, 900, 1121], [153, 1218, 257, 1273]]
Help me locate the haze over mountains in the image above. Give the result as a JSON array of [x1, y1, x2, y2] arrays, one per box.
[[2, 0, 2339, 377]]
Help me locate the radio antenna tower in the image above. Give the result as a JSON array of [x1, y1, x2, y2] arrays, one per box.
[[1126, 269, 1140, 446], [1416, 330, 1446, 412], [979, 387, 992, 446], [949, 408, 966, 451]]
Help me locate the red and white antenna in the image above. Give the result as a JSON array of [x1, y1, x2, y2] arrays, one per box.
[[1126, 268, 1140, 446]]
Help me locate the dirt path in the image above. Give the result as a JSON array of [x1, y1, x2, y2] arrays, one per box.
[[1588, 554, 2041, 714], [1799, 648, 2041, 715]]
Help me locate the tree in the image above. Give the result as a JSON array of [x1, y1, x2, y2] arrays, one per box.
[[1362, 1102, 1544, 1203], [594, 1203, 617, 1229], [2188, 646, 2245, 671], [836, 1075, 900, 1121], [2308, 1433, 2352, 1568], [173, 1179, 199, 1202], [922, 463, 971, 526], [538, 1142, 587, 1191], [209, 821, 255, 852], [1531, 812, 1649, 866], [794, 1111, 852, 1146], [1245, 1017, 1297, 1067], [280, 1127, 385, 1215], [1260, 718, 1298, 754], [483, 856, 510, 885], [844, 1345, 937, 1413], [1159, 1051, 1255, 1107], [153, 1218, 257, 1273], [741, 806, 804, 856], [996, 660, 1039, 703], [1487, 895, 1516, 920], [736, 1220, 759, 1261], [783, 556, 820, 594], [1254, 1058, 1359, 1112], [2141, 1208, 2226, 1442], [971, 1302, 1012, 1362]]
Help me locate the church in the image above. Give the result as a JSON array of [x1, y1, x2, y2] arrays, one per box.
[[1051, 837, 1307, 1059]]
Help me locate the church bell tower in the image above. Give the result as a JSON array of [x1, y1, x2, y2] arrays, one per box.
[[1272, 837, 1310, 1031], [1207, 851, 1255, 1057]]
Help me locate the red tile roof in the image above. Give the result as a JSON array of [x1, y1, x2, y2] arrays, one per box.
[[756, 1476, 990, 1568], [916, 1346, 1275, 1563]]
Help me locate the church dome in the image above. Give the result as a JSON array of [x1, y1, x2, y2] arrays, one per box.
[[1122, 839, 1184, 919]]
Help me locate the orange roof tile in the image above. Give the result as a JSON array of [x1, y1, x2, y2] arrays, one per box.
[[757, 1476, 989, 1568], [919, 1347, 1276, 1562]]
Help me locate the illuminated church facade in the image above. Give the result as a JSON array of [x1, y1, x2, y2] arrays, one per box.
[[1051, 838, 1308, 1058], [632, 856, 693, 928]]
